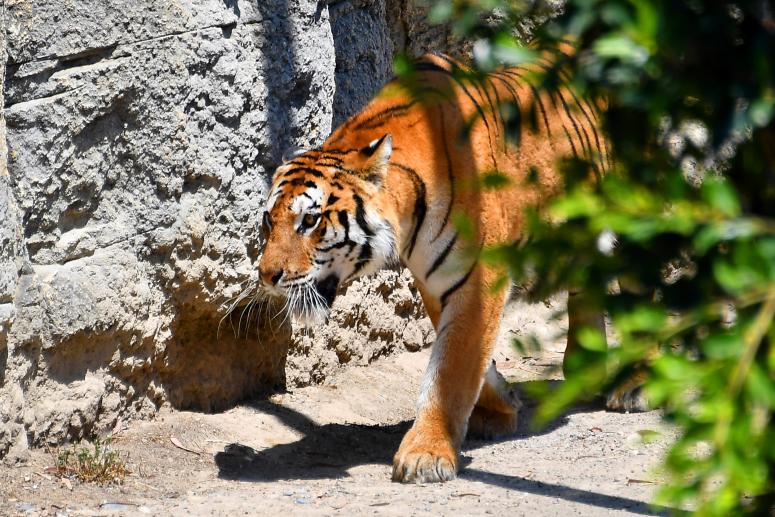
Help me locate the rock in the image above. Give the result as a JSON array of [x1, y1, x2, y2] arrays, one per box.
[[1, 0, 332, 459], [286, 269, 434, 387], [0, 0, 472, 459]]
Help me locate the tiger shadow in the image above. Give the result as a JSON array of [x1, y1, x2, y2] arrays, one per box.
[[213, 385, 594, 482], [212, 396, 676, 515]]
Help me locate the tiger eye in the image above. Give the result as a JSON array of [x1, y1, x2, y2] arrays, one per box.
[[303, 213, 319, 227]]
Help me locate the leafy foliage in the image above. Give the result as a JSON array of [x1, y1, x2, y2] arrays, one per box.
[[414, 0, 775, 514]]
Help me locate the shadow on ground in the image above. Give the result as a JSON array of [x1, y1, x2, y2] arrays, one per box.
[[213, 392, 678, 516], [214, 388, 574, 482]]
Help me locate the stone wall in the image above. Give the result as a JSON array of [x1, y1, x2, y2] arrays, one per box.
[[0, 0, 456, 460]]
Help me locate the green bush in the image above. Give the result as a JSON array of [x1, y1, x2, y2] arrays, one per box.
[[416, 0, 775, 514]]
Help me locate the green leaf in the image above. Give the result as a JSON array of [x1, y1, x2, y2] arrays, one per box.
[[694, 220, 760, 255], [749, 97, 775, 127], [746, 364, 775, 409], [480, 171, 511, 190], [491, 35, 537, 66], [700, 178, 740, 218], [637, 429, 662, 444], [577, 326, 607, 351], [613, 304, 666, 333], [701, 331, 742, 360], [427, 1, 454, 24], [593, 34, 649, 65]]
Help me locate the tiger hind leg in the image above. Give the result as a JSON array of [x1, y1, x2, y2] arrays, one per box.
[[467, 361, 522, 440], [565, 291, 651, 412]]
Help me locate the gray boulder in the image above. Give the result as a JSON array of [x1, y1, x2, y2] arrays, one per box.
[[0, 0, 448, 460]]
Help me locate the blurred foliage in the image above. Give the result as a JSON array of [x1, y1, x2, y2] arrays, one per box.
[[410, 0, 775, 514]]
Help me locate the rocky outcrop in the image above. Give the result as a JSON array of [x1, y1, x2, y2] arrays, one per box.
[[0, 0, 461, 460]]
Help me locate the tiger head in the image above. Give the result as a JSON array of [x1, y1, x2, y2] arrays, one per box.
[[258, 134, 398, 325]]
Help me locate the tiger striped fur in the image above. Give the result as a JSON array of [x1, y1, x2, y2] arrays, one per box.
[[258, 52, 608, 483]]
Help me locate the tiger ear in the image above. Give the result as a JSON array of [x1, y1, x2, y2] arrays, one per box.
[[357, 134, 392, 185], [282, 147, 306, 163]]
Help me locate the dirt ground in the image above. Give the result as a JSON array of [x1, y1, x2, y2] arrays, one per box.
[[0, 297, 677, 516]]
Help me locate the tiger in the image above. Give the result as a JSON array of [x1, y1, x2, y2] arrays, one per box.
[[257, 52, 621, 483]]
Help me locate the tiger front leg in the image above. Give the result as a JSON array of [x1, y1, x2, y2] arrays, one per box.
[[392, 271, 508, 483]]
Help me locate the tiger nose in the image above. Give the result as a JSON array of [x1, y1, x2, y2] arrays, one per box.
[[260, 267, 284, 287]]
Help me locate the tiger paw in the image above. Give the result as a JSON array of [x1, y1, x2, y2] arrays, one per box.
[[468, 365, 522, 439], [392, 429, 458, 483], [467, 404, 520, 440], [606, 385, 650, 412]]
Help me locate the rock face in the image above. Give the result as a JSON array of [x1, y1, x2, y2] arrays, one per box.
[[0, 0, 460, 459]]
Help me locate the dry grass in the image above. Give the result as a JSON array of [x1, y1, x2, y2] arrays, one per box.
[[52, 436, 131, 485]]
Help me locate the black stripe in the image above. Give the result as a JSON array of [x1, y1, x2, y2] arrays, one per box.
[[434, 55, 498, 165], [337, 210, 349, 232], [426, 233, 458, 278], [318, 154, 344, 164], [435, 321, 451, 339], [353, 195, 375, 237], [414, 60, 451, 74], [353, 102, 416, 131], [486, 76, 507, 152], [496, 70, 553, 138], [554, 88, 597, 171], [478, 76, 501, 138], [317, 210, 354, 252], [529, 62, 593, 164], [561, 124, 579, 157], [315, 148, 361, 156], [282, 167, 324, 178], [490, 73, 524, 131], [490, 72, 530, 147], [539, 83, 582, 160], [352, 242, 373, 274], [532, 88, 554, 137], [280, 177, 319, 189], [285, 160, 308, 167], [315, 161, 345, 169], [475, 76, 502, 168], [562, 87, 607, 173], [391, 162, 427, 258], [317, 238, 355, 252], [327, 193, 339, 205], [440, 261, 477, 306], [324, 163, 360, 176], [433, 108, 455, 241]]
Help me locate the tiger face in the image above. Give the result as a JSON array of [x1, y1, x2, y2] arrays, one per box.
[[258, 135, 397, 325]]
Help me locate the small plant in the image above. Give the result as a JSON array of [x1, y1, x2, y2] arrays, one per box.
[[53, 436, 131, 485]]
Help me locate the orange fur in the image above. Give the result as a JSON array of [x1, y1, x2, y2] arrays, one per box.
[[258, 53, 607, 482]]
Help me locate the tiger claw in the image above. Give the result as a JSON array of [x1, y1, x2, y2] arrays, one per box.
[[392, 450, 458, 483], [392, 427, 459, 483]]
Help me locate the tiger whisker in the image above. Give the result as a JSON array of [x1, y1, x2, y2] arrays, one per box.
[[218, 279, 260, 339]]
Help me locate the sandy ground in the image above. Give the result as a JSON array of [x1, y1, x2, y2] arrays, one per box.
[[0, 297, 677, 516]]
